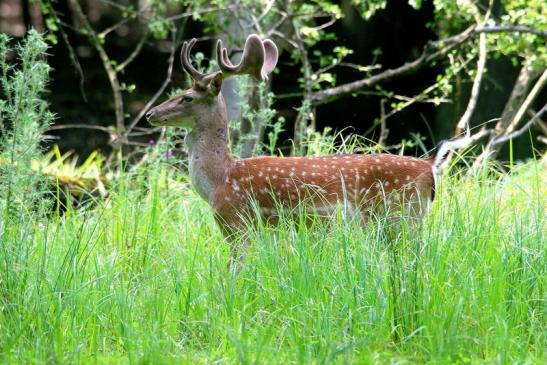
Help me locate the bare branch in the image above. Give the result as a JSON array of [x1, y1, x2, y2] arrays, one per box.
[[116, 29, 150, 72], [46, 1, 87, 101], [270, 30, 298, 49], [166, 4, 238, 21], [492, 104, 547, 146], [442, 31, 487, 169], [475, 25, 547, 37], [470, 67, 546, 171], [266, 13, 289, 37], [45, 124, 112, 133], [378, 99, 388, 145], [502, 69, 547, 136], [310, 23, 545, 107], [124, 23, 178, 137], [310, 26, 477, 105], [456, 33, 487, 135], [291, 17, 316, 151], [313, 61, 381, 78], [307, 16, 336, 31], [68, 0, 125, 137]]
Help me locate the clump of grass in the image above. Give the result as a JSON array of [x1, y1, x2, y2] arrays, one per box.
[[0, 157, 544, 364]]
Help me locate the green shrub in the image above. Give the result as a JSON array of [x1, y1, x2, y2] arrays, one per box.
[[0, 30, 53, 222]]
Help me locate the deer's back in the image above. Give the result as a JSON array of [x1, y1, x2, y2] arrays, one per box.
[[212, 154, 435, 226]]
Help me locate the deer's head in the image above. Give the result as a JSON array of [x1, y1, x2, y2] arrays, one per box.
[[146, 34, 278, 128]]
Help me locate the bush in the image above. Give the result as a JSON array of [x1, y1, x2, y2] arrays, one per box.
[[0, 30, 54, 222]]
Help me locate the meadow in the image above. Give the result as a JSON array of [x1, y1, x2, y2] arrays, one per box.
[[0, 155, 545, 364]]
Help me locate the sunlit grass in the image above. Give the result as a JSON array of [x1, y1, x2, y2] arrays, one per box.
[[0, 159, 545, 364]]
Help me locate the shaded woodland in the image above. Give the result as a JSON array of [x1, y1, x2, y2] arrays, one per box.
[[1, 0, 546, 166]]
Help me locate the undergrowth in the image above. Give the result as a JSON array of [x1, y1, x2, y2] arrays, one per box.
[[1, 31, 545, 365], [0, 157, 544, 364]]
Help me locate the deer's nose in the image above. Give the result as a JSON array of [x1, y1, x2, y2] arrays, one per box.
[[145, 110, 154, 121]]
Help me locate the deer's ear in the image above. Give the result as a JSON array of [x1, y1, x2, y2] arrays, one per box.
[[209, 72, 223, 95]]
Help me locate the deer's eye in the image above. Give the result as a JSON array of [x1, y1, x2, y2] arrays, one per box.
[[182, 95, 193, 103]]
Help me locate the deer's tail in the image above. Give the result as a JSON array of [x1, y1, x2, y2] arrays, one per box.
[[431, 124, 472, 176]]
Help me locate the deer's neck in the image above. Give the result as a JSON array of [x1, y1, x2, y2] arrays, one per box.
[[185, 101, 233, 204]]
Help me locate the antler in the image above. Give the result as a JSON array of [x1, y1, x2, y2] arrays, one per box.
[[180, 39, 207, 81], [216, 34, 278, 82]]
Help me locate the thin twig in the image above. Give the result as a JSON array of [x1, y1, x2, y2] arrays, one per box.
[[311, 23, 546, 106], [166, 4, 238, 21], [378, 99, 388, 145], [68, 0, 125, 137], [307, 16, 336, 31], [311, 26, 477, 105], [116, 29, 150, 72], [313, 62, 381, 78], [475, 25, 547, 37], [265, 13, 288, 37], [46, 0, 87, 101], [123, 23, 178, 137], [291, 15, 316, 150], [492, 104, 546, 146], [270, 30, 298, 48], [456, 32, 487, 135], [502, 69, 547, 136], [46, 124, 112, 133]]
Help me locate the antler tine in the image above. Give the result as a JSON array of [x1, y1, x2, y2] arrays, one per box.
[[216, 39, 240, 76], [180, 38, 206, 81]]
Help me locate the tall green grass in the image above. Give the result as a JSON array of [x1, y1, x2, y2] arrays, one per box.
[[0, 157, 544, 364]]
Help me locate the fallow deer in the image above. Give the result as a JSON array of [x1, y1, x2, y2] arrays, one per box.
[[146, 34, 470, 261]]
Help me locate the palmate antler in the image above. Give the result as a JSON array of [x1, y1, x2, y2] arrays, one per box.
[[180, 34, 278, 84], [216, 34, 278, 82]]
